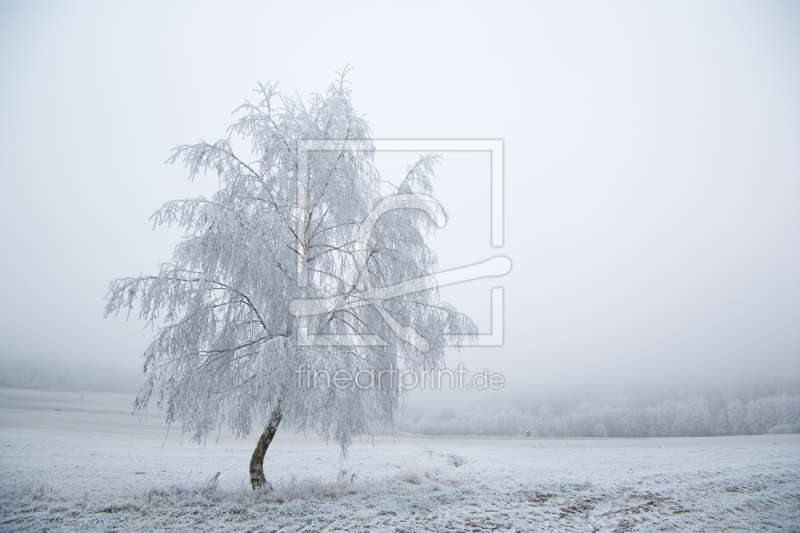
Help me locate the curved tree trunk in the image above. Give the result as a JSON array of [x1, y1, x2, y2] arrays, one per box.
[[250, 406, 282, 490]]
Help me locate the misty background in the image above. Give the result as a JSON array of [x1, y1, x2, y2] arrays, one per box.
[[1, 1, 798, 436]]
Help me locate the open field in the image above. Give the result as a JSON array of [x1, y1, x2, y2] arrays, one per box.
[[1, 387, 798, 532]]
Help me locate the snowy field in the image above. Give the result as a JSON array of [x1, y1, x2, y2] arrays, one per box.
[[1, 387, 798, 532]]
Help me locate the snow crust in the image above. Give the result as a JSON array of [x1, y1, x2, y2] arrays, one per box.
[[1, 387, 798, 531]]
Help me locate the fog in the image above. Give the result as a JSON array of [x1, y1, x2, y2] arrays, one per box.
[[0, 1, 798, 402]]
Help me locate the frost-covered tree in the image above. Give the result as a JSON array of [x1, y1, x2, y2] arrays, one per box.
[[105, 69, 475, 489]]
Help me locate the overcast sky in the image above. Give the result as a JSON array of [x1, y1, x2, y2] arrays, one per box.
[[1, 0, 798, 392]]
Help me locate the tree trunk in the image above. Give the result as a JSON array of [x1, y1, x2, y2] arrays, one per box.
[[249, 406, 282, 490]]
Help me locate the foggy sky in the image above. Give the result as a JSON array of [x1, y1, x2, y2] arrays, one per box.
[[0, 0, 798, 393]]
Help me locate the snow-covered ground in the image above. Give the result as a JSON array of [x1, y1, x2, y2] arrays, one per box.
[[1, 387, 798, 531]]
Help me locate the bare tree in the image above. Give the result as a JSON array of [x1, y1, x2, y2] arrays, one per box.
[[105, 68, 475, 489]]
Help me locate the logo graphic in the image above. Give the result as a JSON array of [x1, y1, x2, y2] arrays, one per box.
[[290, 140, 509, 349]]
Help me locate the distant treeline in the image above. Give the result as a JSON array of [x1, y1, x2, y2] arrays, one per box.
[[3, 354, 799, 438], [0, 356, 142, 393], [401, 383, 800, 437]]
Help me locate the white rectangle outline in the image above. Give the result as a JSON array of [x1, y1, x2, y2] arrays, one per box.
[[296, 139, 504, 347]]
